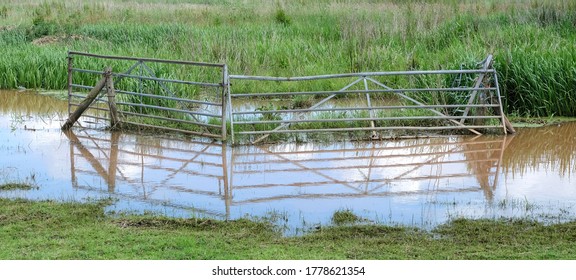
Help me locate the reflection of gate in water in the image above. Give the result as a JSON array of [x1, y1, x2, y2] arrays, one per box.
[[66, 131, 511, 219], [65, 130, 230, 218]]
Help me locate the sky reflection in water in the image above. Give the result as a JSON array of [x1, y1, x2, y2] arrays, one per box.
[[1, 90, 575, 235]]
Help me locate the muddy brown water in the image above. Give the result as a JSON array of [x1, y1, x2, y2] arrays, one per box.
[[1, 90, 575, 235]]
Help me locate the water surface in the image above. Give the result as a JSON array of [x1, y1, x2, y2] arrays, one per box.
[[1, 90, 575, 235]]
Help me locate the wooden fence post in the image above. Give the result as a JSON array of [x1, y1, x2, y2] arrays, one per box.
[[105, 67, 121, 129], [61, 68, 109, 130]]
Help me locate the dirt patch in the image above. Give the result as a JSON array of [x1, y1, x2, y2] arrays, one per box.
[[115, 217, 218, 230], [0, 25, 16, 32], [31, 34, 98, 46]]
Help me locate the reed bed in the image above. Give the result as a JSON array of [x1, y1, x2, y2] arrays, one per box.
[[0, 0, 575, 117]]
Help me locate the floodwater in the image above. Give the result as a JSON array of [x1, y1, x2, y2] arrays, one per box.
[[1, 90, 576, 235]]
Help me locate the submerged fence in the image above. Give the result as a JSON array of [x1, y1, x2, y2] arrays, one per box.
[[63, 52, 513, 143]]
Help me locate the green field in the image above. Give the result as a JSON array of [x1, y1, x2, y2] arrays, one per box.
[[1, 0, 575, 117], [1, 198, 576, 259]]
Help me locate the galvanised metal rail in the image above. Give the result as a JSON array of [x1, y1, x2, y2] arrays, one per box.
[[65, 52, 513, 144], [67, 51, 228, 140], [228, 55, 513, 144]]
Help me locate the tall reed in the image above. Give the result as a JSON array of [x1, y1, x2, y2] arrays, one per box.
[[0, 0, 574, 117]]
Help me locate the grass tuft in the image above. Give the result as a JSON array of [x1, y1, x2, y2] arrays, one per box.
[[0, 183, 35, 191], [331, 209, 361, 226]]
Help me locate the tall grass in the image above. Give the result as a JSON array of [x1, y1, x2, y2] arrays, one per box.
[[0, 0, 575, 117]]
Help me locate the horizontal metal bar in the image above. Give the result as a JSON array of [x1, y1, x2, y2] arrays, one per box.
[[70, 103, 110, 112], [71, 84, 222, 107], [71, 68, 104, 75], [72, 69, 222, 88], [71, 84, 98, 91], [112, 72, 222, 88], [69, 51, 226, 68], [231, 87, 496, 98], [229, 69, 494, 81], [121, 121, 222, 138], [116, 101, 222, 118], [120, 111, 222, 129], [117, 161, 223, 177], [114, 89, 222, 107], [234, 115, 501, 125], [237, 125, 503, 135], [232, 174, 483, 190], [235, 150, 499, 167], [73, 135, 223, 157], [233, 139, 504, 156], [69, 94, 109, 104], [236, 158, 499, 174], [233, 104, 499, 115], [79, 114, 109, 122]]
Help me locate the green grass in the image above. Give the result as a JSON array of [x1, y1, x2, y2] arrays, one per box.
[[0, 183, 35, 190], [2, 197, 576, 259], [331, 209, 361, 226], [0, 0, 575, 118]]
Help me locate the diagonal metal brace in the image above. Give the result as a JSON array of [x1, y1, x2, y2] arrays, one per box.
[[365, 77, 482, 135]]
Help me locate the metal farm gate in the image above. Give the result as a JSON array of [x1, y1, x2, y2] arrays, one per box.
[[63, 52, 513, 144], [65, 51, 228, 140], [228, 55, 513, 144]]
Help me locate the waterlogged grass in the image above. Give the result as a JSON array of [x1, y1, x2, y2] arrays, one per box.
[[0, 0, 575, 117], [2, 198, 576, 259], [0, 183, 35, 190], [331, 209, 361, 226]]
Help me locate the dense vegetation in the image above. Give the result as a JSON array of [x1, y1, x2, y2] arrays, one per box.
[[0, 0, 575, 117]]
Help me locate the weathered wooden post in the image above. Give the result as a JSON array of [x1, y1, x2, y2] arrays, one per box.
[[221, 64, 228, 141], [105, 68, 120, 129], [62, 67, 109, 130]]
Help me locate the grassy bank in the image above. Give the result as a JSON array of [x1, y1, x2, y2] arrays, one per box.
[[0, 0, 575, 118], [1, 197, 576, 259]]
